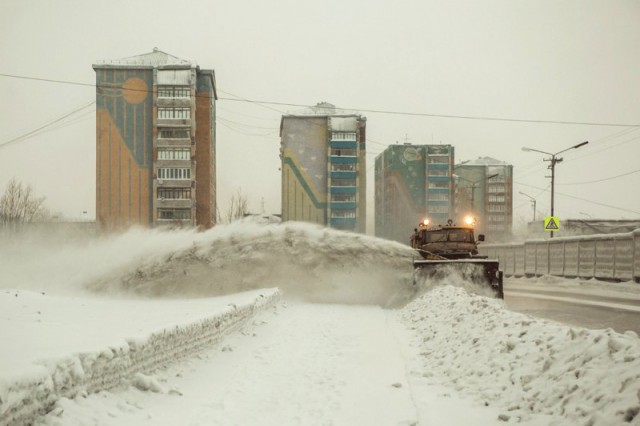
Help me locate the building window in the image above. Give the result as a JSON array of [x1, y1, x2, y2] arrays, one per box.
[[331, 209, 356, 218], [488, 185, 505, 193], [331, 178, 356, 187], [331, 194, 356, 202], [330, 148, 356, 156], [158, 148, 190, 161], [331, 163, 356, 171], [158, 168, 191, 180], [331, 132, 357, 141], [158, 188, 191, 200], [487, 204, 506, 212], [488, 195, 505, 203], [158, 107, 191, 119], [158, 208, 191, 220], [429, 193, 450, 201], [428, 169, 449, 176], [158, 129, 190, 139], [428, 181, 450, 189], [157, 86, 190, 98], [427, 156, 449, 164], [488, 175, 505, 183]]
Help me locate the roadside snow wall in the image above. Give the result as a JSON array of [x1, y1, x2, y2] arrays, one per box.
[[0, 289, 280, 426]]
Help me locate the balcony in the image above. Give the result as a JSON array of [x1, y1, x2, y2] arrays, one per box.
[[156, 98, 191, 108], [156, 198, 192, 209], [155, 178, 193, 188]]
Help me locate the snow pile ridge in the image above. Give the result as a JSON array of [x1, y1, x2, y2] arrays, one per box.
[[401, 286, 640, 425], [0, 289, 281, 426], [89, 221, 417, 307]]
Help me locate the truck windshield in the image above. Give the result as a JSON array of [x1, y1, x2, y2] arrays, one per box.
[[424, 229, 473, 243]]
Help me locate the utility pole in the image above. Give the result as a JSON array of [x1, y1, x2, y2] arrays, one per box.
[[522, 141, 588, 238], [455, 173, 498, 216], [519, 191, 536, 222]]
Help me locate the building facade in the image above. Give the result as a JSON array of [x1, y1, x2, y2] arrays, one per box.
[[280, 103, 366, 233], [454, 157, 513, 239], [93, 48, 217, 231], [375, 144, 455, 243]]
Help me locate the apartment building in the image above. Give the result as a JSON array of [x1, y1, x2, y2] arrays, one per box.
[[280, 103, 366, 233], [93, 48, 216, 231], [454, 157, 513, 239], [375, 144, 455, 243]]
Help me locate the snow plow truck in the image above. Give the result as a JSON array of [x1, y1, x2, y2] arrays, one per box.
[[410, 217, 504, 299]]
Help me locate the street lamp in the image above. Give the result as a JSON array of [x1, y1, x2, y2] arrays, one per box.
[[521, 141, 588, 238], [455, 173, 499, 212], [518, 191, 536, 222]]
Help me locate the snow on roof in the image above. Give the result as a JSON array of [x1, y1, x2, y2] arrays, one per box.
[[95, 48, 194, 67], [464, 156, 511, 166], [157, 69, 192, 85], [285, 102, 362, 118]]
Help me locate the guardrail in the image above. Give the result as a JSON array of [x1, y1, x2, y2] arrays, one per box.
[[478, 229, 640, 283]]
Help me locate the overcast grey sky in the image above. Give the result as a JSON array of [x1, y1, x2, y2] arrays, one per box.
[[1, 0, 639, 232]]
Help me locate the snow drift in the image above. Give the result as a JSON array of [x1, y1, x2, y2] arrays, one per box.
[[83, 221, 418, 307], [402, 278, 640, 426]]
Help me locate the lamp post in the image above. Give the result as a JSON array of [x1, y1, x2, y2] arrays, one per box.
[[521, 141, 588, 238], [518, 191, 536, 222], [454, 173, 499, 214]]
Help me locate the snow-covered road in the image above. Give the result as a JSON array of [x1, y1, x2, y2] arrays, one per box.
[[34, 301, 502, 426], [2, 221, 640, 426]]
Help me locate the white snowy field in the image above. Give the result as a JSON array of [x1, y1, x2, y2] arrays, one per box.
[[1, 221, 640, 425]]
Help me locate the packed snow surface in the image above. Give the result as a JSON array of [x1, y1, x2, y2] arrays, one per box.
[[1, 220, 639, 425]]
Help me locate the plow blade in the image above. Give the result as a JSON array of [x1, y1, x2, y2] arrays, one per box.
[[413, 258, 504, 299]]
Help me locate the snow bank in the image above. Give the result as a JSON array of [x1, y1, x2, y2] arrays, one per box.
[[401, 283, 640, 425], [87, 221, 417, 307], [0, 289, 280, 426]]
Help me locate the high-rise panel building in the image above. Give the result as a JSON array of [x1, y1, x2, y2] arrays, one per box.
[[375, 144, 455, 243], [92, 48, 217, 231], [454, 157, 513, 239], [280, 103, 366, 233]]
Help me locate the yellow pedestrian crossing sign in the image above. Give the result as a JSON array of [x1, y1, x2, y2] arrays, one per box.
[[544, 216, 560, 231]]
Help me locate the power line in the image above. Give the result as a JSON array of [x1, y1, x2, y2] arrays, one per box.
[[3, 73, 640, 127], [516, 181, 640, 215], [0, 73, 96, 89], [513, 127, 640, 181], [0, 101, 95, 149], [557, 168, 640, 185], [218, 96, 640, 128]]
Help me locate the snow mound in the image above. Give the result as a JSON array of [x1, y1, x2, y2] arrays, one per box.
[[87, 221, 417, 307], [414, 262, 500, 298], [0, 289, 280, 426], [401, 285, 640, 425]]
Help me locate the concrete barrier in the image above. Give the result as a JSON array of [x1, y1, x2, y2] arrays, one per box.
[[479, 229, 640, 283]]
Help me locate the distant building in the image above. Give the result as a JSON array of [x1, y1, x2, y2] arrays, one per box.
[[279, 102, 366, 233], [92, 48, 217, 231], [454, 157, 513, 239], [375, 144, 455, 243]]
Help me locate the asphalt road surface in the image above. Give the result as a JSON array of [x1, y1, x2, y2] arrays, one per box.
[[504, 279, 640, 334]]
